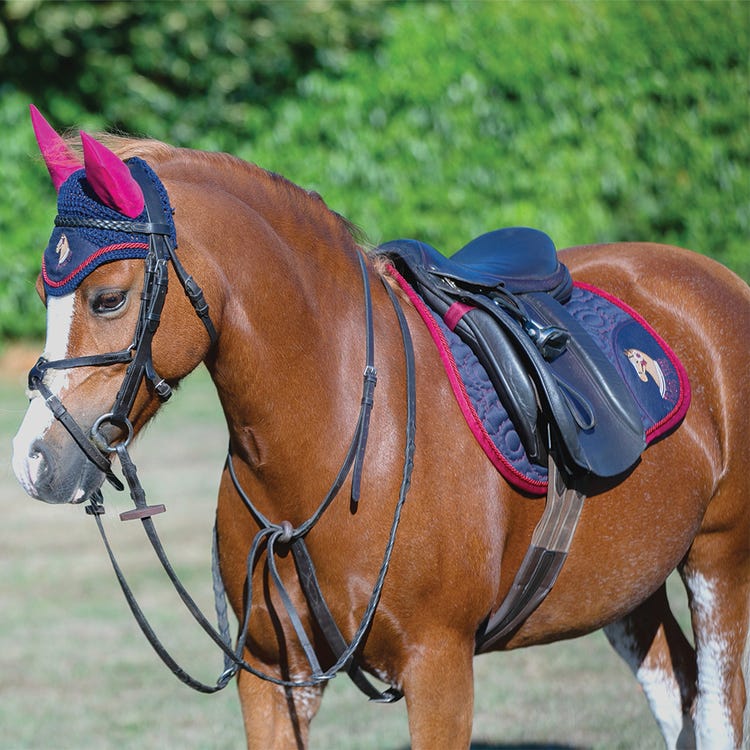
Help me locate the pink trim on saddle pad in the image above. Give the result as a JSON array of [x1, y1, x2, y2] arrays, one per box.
[[387, 264, 548, 495], [574, 281, 691, 443]]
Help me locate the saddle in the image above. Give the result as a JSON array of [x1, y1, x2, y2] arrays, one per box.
[[381, 227, 656, 650], [381, 227, 646, 482]]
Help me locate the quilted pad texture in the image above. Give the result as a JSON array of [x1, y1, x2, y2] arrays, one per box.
[[389, 267, 691, 495]]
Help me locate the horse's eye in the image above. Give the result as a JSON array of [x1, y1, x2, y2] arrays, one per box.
[[92, 290, 127, 315]]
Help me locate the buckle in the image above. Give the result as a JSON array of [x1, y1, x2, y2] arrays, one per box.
[[523, 319, 570, 360], [27, 357, 48, 390]]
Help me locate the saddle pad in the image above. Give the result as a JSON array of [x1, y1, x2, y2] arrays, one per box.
[[387, 267, 691, 495]]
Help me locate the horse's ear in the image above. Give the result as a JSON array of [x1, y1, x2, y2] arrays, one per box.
[[30, 105, 83, 192], [80, 131, 145, 218]]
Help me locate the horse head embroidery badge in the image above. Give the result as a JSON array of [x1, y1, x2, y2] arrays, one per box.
[[55, 233, 71, 265], [624, 348, 666, 398]]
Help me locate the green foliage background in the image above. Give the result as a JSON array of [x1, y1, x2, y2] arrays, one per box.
[[0, 0, 747, 341]]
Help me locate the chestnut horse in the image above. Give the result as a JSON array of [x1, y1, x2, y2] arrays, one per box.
[[12, 116, 750, 750]]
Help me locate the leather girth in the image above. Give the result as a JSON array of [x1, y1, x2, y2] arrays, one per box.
[[475, 456, 585, 651]]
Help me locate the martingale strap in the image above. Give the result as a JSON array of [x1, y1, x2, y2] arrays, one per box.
[[222, 269, 416, 701]]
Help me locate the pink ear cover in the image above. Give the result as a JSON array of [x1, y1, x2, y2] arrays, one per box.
[[29, 104, 83, 192], [80, 131, 145, 218]]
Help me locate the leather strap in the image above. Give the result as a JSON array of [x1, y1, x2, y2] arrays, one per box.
[[79, 254, 415, 703], [55, 215, 172, 236], [476, 457, 585, 652], [28, 367, 124, 491], [289, 540, 402, 702], [222, 262, 415, 701]]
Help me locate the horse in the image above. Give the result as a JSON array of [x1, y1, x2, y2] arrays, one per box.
[[11, 110, 750, 750]]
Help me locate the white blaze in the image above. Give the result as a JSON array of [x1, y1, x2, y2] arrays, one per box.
[[12, 293, 76, 497]]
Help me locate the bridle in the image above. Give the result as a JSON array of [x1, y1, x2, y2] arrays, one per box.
[[27, 160, 416, 702], [29, 160, 217, 494]]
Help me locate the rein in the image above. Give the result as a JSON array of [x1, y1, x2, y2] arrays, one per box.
[[29, 164, 416, 701]]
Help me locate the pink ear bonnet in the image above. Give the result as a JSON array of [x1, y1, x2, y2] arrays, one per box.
[[31, 106, 175, 297]]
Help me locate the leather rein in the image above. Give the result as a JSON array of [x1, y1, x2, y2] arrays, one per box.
[[28, 163, 416, 702]]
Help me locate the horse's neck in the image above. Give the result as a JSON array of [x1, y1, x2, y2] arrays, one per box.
[[202, 186, 372, 518]]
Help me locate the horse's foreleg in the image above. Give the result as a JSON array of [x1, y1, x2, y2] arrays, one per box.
[[401, 632, 475, 750], [236, 668, 323, 750], [603, 584, 697, 749]]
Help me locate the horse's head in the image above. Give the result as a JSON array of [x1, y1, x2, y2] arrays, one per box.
[[12, 107, 217, 505]]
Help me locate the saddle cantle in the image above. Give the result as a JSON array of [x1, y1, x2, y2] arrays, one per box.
[[381, 227, 646, 482]]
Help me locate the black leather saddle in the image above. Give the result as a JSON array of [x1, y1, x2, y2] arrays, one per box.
[[381, 227, 646, 481]]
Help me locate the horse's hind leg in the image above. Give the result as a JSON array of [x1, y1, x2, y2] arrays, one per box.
[[604, 583, 697, 749], [682, 524, 750, 750]]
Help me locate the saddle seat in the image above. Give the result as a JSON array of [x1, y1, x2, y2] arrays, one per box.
[[381, 227, 646, 483], [389, 227, 573, 298]]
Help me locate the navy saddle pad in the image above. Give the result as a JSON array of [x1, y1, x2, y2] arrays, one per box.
[[382, 229, 691, 491]]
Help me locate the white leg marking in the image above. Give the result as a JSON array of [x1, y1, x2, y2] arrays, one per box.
[[606, 620, 689, 749], [684, 570, 737, 750], [11, 294, 76, 497], [743, 610, 750, 749]]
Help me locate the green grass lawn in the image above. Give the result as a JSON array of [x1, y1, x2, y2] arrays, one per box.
[[0, 359, 686, 749]]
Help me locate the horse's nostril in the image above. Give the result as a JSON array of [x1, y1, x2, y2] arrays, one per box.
[[30, 439, 49, 461], [28, 439, 55, 483]]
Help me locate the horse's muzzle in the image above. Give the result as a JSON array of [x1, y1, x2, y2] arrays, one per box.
[[12, 426, 106, 505]]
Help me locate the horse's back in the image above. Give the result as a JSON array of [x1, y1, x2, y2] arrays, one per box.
[[561, 242, 750, 402], [562, 241, 749, 542], [562, 242, 750, 330]]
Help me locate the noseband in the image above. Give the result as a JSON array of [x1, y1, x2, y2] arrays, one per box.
[[28, 161, 417, 702]]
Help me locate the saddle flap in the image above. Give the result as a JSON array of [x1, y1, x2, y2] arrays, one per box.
[[457, 287, 645, 478], [519, 292, 646, 477], [416, 278, 544, 464]]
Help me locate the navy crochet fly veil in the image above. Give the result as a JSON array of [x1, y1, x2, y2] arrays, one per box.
[[41, 157, 176, 298]]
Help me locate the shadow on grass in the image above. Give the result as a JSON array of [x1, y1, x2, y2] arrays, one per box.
[[396, 744, 586, 750]]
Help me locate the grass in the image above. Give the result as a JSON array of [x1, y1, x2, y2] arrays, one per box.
[[0, 355, 687, 749]]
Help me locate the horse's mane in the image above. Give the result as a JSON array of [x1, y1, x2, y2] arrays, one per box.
[[61, 133, 367, 247]]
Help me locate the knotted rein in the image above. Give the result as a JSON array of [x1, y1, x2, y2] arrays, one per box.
[[27, 161, 416, 701]]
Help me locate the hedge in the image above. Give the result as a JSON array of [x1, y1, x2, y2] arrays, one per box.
[[0, 0, 746, 340]]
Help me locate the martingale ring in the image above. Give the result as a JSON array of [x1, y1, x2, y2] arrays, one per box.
[[90, 412, 134, 453]]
